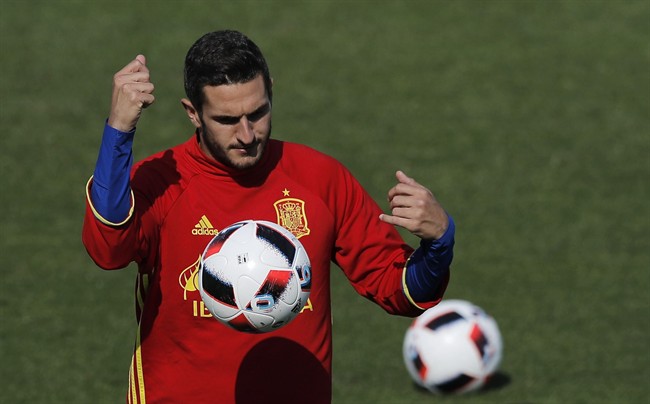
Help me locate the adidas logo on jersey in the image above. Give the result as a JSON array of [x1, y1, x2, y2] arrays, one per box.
[[192, 215, 218, 236]]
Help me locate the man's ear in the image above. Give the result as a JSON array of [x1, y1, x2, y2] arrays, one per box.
[[181, 98, 201, 129]]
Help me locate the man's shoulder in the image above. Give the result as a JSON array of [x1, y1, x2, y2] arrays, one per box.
[[273, 139, 351, 185], [130, 137, 195, 193], [275, 139, 340, 167], [132, 137, 192, 173]]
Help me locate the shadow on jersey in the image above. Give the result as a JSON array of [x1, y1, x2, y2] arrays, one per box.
[[236, 337, 330, 403]]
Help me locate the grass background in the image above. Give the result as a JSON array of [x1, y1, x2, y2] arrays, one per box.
[[1, 0, 648, 402]]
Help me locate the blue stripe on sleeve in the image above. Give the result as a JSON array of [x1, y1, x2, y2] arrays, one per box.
[[405, 215, 455, 303], [90, 122, 135, 223]]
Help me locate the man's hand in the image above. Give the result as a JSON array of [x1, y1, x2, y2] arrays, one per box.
[[107, 54, 155, 132], [379, 170, 449, 240]]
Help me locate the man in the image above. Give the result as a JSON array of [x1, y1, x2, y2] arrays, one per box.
[[83, 30, 454, 403]]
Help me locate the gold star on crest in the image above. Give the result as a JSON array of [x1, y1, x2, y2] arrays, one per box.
[[282, 188, 290, 196]]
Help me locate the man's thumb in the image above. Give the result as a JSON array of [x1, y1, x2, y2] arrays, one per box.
[[396, 170, 416, 185]]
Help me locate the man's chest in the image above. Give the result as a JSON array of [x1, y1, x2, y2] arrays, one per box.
[[156, 174, 334, 289]]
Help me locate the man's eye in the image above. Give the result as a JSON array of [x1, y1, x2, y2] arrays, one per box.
[[247, 104, 270, 122], [215, 116, 240, 125]]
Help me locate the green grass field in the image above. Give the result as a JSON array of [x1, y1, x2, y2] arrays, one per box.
[[1, 0, 648, 402]]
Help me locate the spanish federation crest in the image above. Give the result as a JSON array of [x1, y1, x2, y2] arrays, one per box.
[[274, 196, 310, 239]]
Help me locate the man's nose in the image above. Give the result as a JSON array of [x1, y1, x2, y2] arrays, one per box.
[[237, 116, 255, 144]]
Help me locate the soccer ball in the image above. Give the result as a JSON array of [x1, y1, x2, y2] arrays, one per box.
[[403, 299, 503, 395], [199, 220, 311, 333]]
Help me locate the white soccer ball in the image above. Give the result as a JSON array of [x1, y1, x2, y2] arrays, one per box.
[[199, 220, 311, 333], [403, 299, 503, 394]]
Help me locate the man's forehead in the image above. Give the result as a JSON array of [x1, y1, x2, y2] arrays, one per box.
[[201, 76, 268, 115]]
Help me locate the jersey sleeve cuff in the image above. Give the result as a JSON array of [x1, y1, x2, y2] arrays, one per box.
[[86, 176, 135, 227], [401, 255, 440, 311]]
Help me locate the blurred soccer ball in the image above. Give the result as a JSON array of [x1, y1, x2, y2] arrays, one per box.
[[403, 299, 503, 394], [199, 220, 311, 333]]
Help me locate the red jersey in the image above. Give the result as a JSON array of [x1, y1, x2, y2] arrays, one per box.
[[83, 135, 442, 403]]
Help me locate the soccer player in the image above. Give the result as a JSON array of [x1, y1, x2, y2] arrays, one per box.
[[82, 30, 455, 403]]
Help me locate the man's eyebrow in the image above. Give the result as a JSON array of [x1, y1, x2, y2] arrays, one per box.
[[247, 102, 270, 120], [211, 102, 270, 124], [211, 114, 240, 125]]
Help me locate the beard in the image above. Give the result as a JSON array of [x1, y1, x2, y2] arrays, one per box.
[[199, 119, 272, 170]]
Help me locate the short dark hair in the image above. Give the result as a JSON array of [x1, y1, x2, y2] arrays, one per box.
[[184, 30, 272, 113]]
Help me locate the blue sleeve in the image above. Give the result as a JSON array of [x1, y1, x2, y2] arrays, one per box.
[[89, 121, 135, 224], [404, 215, 455, 303]]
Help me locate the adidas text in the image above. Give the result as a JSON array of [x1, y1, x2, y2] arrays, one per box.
[[191, 228, 219, 236]]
